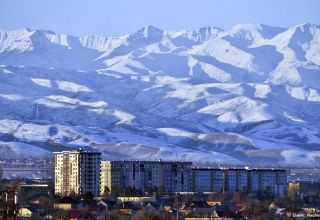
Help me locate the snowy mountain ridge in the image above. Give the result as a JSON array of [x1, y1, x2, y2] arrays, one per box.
[[0, 23, 319, 166]]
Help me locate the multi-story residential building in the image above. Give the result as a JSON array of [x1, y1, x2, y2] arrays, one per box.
[[223, 168, 249, 192], [248, 169, 287, 196], [100, 160, 192, 195], [192, 167, 287, 196], [192, 168, 223, 192], [192, 168, 212, 192], [54, 149, 101, 196], [236, 169, 249, 192], [249, 169, 260, 192], [225, 169, 237, 192], [275, 169, 287, 196], [212, 169, 224, 192], [100, 161, 120, 195]]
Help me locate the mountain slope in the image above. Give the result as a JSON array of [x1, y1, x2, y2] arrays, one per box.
[[0, 23, 319, 166]]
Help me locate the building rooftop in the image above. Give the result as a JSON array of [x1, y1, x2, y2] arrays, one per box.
[[192, 167, 286, 172], [102, 160, 192, 164], [20, 184, 49, 187], [53, 148, 101, 154]]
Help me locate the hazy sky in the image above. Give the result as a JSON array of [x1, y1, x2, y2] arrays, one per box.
[[1, 0, 319, 36]]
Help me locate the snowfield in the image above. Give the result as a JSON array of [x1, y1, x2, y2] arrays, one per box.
[[0, 23, 319, 166]]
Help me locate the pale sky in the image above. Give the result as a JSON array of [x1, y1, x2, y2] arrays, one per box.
[[1, 0, 319, 37]]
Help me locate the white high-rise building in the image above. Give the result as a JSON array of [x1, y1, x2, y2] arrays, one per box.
[[54, 149, 101, 196]]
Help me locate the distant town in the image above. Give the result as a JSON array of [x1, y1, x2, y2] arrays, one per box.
[[1, 149, 320, 219]]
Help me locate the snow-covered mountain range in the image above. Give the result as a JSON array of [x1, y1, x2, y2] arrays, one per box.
[[0, 23, 320, 166]]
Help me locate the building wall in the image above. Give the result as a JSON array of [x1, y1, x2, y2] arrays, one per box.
[[53, 203, 72, 210], [236, 169, 249, 192], [248, 169, 287, 196], [100, 160, 192, 194], [100, 161, 110, 195], [192, 168, 287, 196], [54, 151, 80, 195], [276, 170, 287, 196], [225, 170, 237, 192], [192, 169, 212, 192], [79, 152, 101, 195], [212, 170, 223, 192], [192, 169, 223, 192], [249, 170, 260, 192], [101, 161, 287, 196]]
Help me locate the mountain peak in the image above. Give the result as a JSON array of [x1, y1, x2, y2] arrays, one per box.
[[199, 26, 223, 31], [127, 25, 164, 43], [0, 23, 320, 166], [22, 27, 32, 32], [224, 23, 287, 41], [191, 26, 223, 42], [229, 23, 285, 33], [232, 23, 262, 30], [293, 22, 320, 31], [144, 25, 162, 32], [135, 25, 164, 38]]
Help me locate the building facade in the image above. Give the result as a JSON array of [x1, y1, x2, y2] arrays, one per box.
[[192, 168, 223, 192], [192, 168, 287, 196], [249, 169, 287, 196], [100, 160, 192, 195], [54, 149, 101, 196]]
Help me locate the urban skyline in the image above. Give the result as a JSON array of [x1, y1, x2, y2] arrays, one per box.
[[0, 0, 319, 218]]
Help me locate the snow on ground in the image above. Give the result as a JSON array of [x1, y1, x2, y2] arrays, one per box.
[[0, 141, 50, 156], [0, 24, 319, 165]]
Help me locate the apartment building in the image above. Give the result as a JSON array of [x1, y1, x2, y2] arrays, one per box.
[[249, 169, 287, 196], [192, 167, 287, 196], [54, 149, 101, 196], [54, 155, 286, 196], [192, 168, 223, 192], [100, 160, 192, 195], [224, 168, 249, 192]]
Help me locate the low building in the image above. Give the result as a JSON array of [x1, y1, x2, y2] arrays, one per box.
[[116, 195, 156, 203], [97, 199, 117, 212], [156, 195, 175, 212], [184, 205, 244, 220], [182, 201, 215, 216], [53, 197, 81, 210], [117, 202, 141, 215], [19, 184, 50, 205], [207, 201, 222, 206], [20, 184, 49, 194]]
